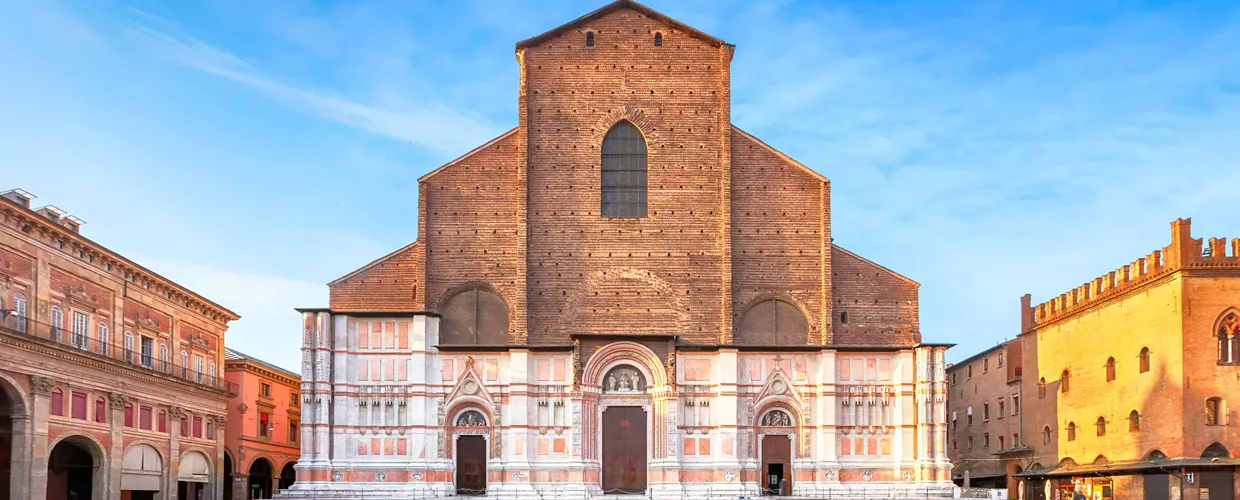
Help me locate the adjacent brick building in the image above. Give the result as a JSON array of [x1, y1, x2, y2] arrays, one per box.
[[222, 349, 300, 500], [945, 218, 1240, 500], [946, 340, 1025, 490], [0, 189, 238, 500], [276, 2, 953, 499]]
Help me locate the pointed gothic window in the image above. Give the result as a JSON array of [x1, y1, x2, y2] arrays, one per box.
[[600, 121, 648, 218], [1217, 312, 1240, 364]]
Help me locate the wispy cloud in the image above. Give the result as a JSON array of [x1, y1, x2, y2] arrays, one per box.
[[127, 22, 504, 157]]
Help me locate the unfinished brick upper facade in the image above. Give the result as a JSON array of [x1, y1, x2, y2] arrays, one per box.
[[291, 2, 951, 499]]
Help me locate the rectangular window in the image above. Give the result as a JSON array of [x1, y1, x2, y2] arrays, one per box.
[[180, 417, 189, 437], [140, 337, 154, 368], [261, 383, 271, 398], [999, 435, 1005, 449], [124, 405, 134, 427], [291, 393, 300, 407], [983, 403, 989, 421], [983, 433, 990, 448], [1012, 395, 1020, 415], [967, 436, 973, 449], [999, 399, 1005, 418], [94, 398, 106, 423], [998, 353, 1004, 367], [259, 412, 271, 438], [206, 419, 214, 439], [71, 311, 89, 349], [140, 406, 152, 430], [290, 421, 299, 443], [193, 354, 204, 383], [193, 416, 203, 438], [983, 358, 989, 373], [71, 391, 87, 420], [1013, 433, 1020, 447], [158, 411, 167, 433]]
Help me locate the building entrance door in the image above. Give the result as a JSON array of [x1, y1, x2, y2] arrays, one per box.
[[602, 406, 647, 494], [761, 435, 791, 495], [1200, 471, 1234, 500], [456, 435, 486, 495]]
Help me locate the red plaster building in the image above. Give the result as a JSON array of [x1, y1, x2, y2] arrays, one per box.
[[278, 2, 953, 499], [222, 349, 300, 500], [0, 189, 237, 500]]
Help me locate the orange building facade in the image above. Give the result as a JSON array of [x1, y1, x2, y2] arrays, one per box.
[[0, 189, 238, 500], [222, 349, 299, 500], [276, 2, 954, 499], [1013, 218, 1240, 500]]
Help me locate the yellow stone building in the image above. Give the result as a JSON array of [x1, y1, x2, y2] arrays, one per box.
[[1017, 218, 1240, 500]]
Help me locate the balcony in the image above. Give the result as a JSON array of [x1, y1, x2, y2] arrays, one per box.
[[0, 312, 236, 393]]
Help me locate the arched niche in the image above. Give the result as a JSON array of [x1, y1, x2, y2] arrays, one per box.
[[736, 298, 809, 345], [440, 287, 509, 345]]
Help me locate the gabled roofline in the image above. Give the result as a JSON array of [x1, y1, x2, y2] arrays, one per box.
[[832, 244, 920, 287], [515, 0, 730, 49], [328, 241, 419, 286], [731, 126, 829, 183], [418, 128, 518, 183]]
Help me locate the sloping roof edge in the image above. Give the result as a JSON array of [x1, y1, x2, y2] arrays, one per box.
[[832, 244, 920, 287], [223, 348, 300, 380], [418, 128, 519, 183], [515, 0, 729, 49], [328, 241, 419, 286], [731, 126, 829, 183]]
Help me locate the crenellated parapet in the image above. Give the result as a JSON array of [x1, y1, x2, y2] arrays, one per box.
[[1029, 218, 1240, 328]]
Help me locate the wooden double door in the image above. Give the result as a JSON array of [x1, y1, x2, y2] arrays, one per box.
[[761, 435, 792, 495], [602, 406, 647, 494], [456, 435, 487, 495]]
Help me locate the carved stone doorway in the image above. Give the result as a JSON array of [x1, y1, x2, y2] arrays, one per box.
[[602, 406, 647, 494]]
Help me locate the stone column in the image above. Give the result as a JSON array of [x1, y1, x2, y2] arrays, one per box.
[[28, 375, 53, 500], [9, 412, 33, 500], [107, 393, 130, 500], [169, 407, 185, 499]]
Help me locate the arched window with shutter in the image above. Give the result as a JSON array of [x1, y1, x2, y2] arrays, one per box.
[[1139, 347, 1150, 373], [600, 120, 648, 218], [1066, 422, 1076, 441], [1105, 357, 1116, 381], [1096, 417, 1106, 436], [1061, 369, 1070, 393], [50, 306, 64, 342], [13, 293, 27, 332], [1217, 311, 1240, 364], [1038, 377, 1046, 399], [1129, 410, 1139, 432]]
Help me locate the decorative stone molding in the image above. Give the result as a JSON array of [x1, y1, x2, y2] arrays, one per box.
[[108, 392, 128, 410], [29, 375, 54, 395], [170, 407, 187, 419], [237, 403, 248, 415]]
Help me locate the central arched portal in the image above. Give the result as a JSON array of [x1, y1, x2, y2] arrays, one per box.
[[759, 409, 795, 496], [600, 365, 649, 494], [453, 409, 488, 495]]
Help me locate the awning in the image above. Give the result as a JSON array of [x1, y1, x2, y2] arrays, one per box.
[[1015, 458, 1240, 478], [121, 445, 163, 491], [178, 451, 211, 483]]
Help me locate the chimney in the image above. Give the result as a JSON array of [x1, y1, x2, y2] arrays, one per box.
[[34, 205, 66, 224], [61, 215, 85, 234], [1020, 294, 1034, 332], [0, 189, 35, 208]]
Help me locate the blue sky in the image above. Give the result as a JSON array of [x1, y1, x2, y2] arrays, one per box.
[[2, 0, 1238, 371]]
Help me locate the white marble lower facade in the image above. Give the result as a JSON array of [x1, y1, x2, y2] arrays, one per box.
[[276, 311, 954, 499]]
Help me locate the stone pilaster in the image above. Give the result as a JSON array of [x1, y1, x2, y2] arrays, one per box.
[[28, 375, 53, 500], [107, 392, 130, 499]]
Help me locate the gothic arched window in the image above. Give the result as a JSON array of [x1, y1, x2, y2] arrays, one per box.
[[1096, 417, 1106, 436], [1105, 357, 1116, 381], [654, 32, 663, 47], [440, 287, 510, 346], [1139, 347, 1150, 373], [1066, 422, 1076, 441], [735, 299, 809, 345], [601, 121, 648, 218], [1038, 378, 1046, 399], [1217, 312, 1240, 364], [1129, 410, 1140, 432], [1060, 370, 1070, 393]]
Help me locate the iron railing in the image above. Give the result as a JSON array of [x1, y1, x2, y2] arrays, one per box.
[[0, 312, 237, 393]]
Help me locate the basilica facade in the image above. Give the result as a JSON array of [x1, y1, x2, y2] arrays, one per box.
[[278, 1, 952, 498]]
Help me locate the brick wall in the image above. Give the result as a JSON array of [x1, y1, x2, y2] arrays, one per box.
[[329, 242, 419, 311], [830, 247, 919, 346]]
